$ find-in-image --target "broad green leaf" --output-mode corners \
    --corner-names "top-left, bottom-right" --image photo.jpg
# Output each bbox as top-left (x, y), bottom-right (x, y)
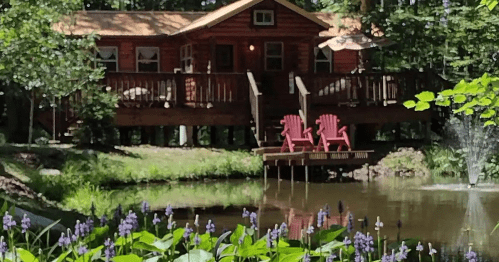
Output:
top-left (174, 249), bottom-right (213, 262)
top-left (484, 121), bottom-right (497, 127)
top-left (440, 89), bottom-right (455, 96)
top-left (435, 99), bottom-right (451, 106)
top-left (17, 248), bottom-right (38, 262)
top-left (481, 109), bottom-right (496, 118)
top-left (453, 80), bottom-right (467, 93)
top-left (465, 108), bottom-right (474, 115)
top-left (144, 256), bottom-right (161, 262)
top-left (415, 91), bottom-right (435, 102)
top-left (139, 231), bottom-right (156, 244)
top-left (479, 98), bottom-right (492, 106)
top-left (113, 255), bottom-right (143, 262)
top-left (51, 251), bottom-right (71, 262)
top-left (133, 242), bottom-right (164, 253)
top-left (279, 252), bottom-right (307, 262)
top-left (173, 228), bottom-right (186, 247)
top-left (454, 95), bottom-right (467, 103)
top-left (153, 238), bottom-right (173, 251)
top-left (230, 224), bottom-right (246, 246)
top-left (213, 231), bottom-right (232, 259)
top-left (315, 240), bottom-right (344, 253)
top-left (314, 228), bottom-right (346, 243)
top-left (403, 100), bottom-right (416, 109)
top-left (415, 101), bottom-right (430, 111)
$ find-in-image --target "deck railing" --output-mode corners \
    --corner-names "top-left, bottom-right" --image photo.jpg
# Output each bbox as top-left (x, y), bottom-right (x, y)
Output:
top-left (295, 75), bottom-right (311, 128)
top-left (304, 71), bottom-right (431, 106)
top-left (247, 71), bottom-right (264, 142)
top-left (104, 72), bottom-right (248, 108)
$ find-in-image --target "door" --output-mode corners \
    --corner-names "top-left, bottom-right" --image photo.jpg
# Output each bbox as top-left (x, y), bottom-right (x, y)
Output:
top-left (215, 45), bottom-right (234, 72)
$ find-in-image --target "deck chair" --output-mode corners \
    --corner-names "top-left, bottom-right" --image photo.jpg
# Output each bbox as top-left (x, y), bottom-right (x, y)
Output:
top-left (280, 115), bottom-right (315, 153)
top-left (315, 114), bottom-right (351, 152)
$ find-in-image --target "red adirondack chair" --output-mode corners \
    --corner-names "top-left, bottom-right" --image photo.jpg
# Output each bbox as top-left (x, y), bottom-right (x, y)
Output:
top-left (280, 115), bottom-right (315, 153)
top-left (316, 114), bottom-right (351, 152)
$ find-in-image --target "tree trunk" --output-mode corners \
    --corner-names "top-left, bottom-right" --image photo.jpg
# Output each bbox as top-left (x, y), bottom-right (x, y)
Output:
top-left (28, 89), bottom-right (35, 150)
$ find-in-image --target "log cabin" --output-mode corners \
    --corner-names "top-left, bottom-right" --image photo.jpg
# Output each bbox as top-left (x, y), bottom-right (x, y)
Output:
top-left (48, 0), bottom-right (448, 147)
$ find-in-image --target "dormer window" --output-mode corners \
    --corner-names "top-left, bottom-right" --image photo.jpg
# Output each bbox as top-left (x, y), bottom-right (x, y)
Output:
top-left (254, 10), bottom-right (274, 25)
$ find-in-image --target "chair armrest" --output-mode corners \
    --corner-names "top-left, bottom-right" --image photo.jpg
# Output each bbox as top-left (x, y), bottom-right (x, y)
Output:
top-left (317, 126), bottom-right (325, 136)
top-left (303, 127), bottom-right (313, 136)
top-left (338, 126), bottom-right (348, 134)
top-left (280, 119), bottom-right (286, 125)
top-left (316, 119), bottom-right (321, 125)
top-left (281, 127), bottom-right (289, 137)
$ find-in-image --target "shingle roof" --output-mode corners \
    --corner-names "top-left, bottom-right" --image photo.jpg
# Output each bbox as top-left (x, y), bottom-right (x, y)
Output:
top-left (53, 11), bottom-right (207, 36)
top-left (315, 12), bottom-right (383, 37)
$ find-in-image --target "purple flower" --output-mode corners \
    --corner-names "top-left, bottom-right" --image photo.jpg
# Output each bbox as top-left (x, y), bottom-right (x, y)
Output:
top-left (165, 205), bottom-right (173, 216)
top-left (152, 213), bottom-right (161, 226)
top-left (206, 219), bottom-right (215, 233)
top-left (78, 245), bottom-right (88, 255)
top-left (382, 250), bottom-right (396, 262)
top-left (183, 223), bottom-right (193, 241)
top-left (58, 233), bottom-right (71, 247)
top-left (167, 215), bottom-right (175, 230)
top-left (118, 219), bottom-right (132, 237)
top-left (104, 238), bottom-right (115, 261)
top-left (303, 253), bottom-right (311, 262)
top-left (242, 208), bottom-right (250, 218)
top-left (306, 225), bottom-right (314, 234)
top-left (21, 214), bottom-right (31, 233)
top-left (86, 217), bottom-right (94, 233)
top-left (3, 211), bottom-right (16, 231)
top-left (75, 220), bottom-right (90, 238)
top-left (347, 213), bottom-right (354, 233)
top-left (317, 209), bottom-right (326, 228)
top-left (266, 229), bottom-right (273, 248)
top-left (375, 216), bottom-right (383, 231)
top-left (344, 236), bottom-right (352, 246)
top-left (396, 241), bottom-right (409, 261)
top-left (0, 237), bottom-right (6, 257)
top-left (100, 215), bottom-right (108, 227)
top-left (125, 210), bottom-right (139, 230)
top-left (354, 231), bottom-right (368, 261)
top-left (416, 242), bottom-right (423, 252)
top-left (194, 233), bottom-right (201, 245)
top-left (466, 248), bottom-right (477, 262)
top-left (338, 201), bottom-right (344, 214)
top-left (249, 212), bottom-right (257, 229)
top-left (271, 225), bottom-right (279, 241)
top-left (279, 222), bottom-right (287, 237)
top-left (429, 248), bottom-right (437, 256)
top-left (365, 233), bottom-right (374, 253)
top-left (323, 204), bottom-right (331, 217)
top-left (327, 253), bottom-right (337, 262)
top-left (141, 201), bottom-right (150, 214)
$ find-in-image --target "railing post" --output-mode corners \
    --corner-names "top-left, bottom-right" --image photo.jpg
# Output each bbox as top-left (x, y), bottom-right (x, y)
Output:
top-left (295, 75), bottom-right (311, 129)
top-left (175, 71), bottom-right (185, 106)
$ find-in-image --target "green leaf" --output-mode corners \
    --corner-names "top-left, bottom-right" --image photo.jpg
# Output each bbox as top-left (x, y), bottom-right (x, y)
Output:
top-left (465, 108), bottom-right (474, 115)
top-left (144, 256), bottom-right (161, 262)
top-left (133, 242), bottom-right (164, 253)
top-left (479, 98), bottom-right (492, 106)
top-left (484, 120), bottom-right (497, 127)
top-left (440, 89), bottom-right (454, 96)
top-left (138, 231), bottom-right (156, 244)
top-left (279, 252), bottom-right (307, 262)
top-left (415, 101), bottom-right (430, 111)
top-left (403, 100), bottom-right (416, 109)
top-left (173, 228), bottom-right (186, 247)
top-left (230, 224), bottom-right (246, 246)
top-left (415, 91), bottom-right (435, 102)
top-left (453, 95), bottom-right (467, 103)
top-left (481, 109), bottom-right (496, 118)
top-left (152, 238), bottom-right (173, 252)
top-left (314, 228), bottom-right (346, 243)
top-left (51, 251), bottom-right (71, 262)
top-left (33, 219), bottom-right (61, 246)
top-left (112, 254), bottom-right (143, 262)
top-left (435, 99), bottom-right (451, 106)
top-left (174, 249), bottom-right (213, 262)
top-left (213, 230), bottom-right (232, 259)
top-left (17, 248), bottom-right (38, 262)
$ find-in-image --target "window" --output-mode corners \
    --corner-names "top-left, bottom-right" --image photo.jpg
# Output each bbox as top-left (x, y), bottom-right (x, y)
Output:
top-left (254, 10), bottom-right (274, 25)
top-left (95, 46), bottom-right (118, 72)
top-left (314, 47), bottom-right (332, 73)
top-left (136, 47), bottom-right (159, 72)
top-left (180, 44), bottom-right (193, 73)
top-left (265, 42), bottom-right (283, 71)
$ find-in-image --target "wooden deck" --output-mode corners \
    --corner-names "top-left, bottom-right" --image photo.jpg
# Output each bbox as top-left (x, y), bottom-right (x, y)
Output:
top-left (255, 147), bottom-right (373, 166)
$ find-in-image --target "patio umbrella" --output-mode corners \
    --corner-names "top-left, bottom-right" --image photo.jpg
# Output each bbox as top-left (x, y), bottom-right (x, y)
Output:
top-left (318, 33), bottom-right (394, 51)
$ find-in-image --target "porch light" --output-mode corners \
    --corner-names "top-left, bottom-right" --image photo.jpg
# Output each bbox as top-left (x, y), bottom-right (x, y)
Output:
top-left (249, 45), bottom-right (255, 51)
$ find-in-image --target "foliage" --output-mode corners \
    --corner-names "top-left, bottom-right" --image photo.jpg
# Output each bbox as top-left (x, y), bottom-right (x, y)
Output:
top-left (74, 88), bottom-right (118, 147)
top-left (423, 144), bottom-right (467, 178)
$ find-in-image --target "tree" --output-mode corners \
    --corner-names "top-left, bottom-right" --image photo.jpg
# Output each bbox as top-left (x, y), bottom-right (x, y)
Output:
top-left (0, 0), bottom-right (104, 149)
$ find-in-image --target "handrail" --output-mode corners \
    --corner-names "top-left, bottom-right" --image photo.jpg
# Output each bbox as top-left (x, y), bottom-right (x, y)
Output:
top-left (247, 71), bottom-right (264, 143)
top-left (295, 75), bottom-right (311, 129)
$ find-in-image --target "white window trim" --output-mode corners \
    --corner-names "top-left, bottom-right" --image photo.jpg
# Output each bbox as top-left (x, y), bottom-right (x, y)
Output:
top-left (136, 46), bottom-right (160, 73)
top-left (265, 42), bottom-right (283, 71)
top-left (314, 47), bottom-right (333, 73)
top-left (95, 46), bottom-right (119, 72)
top-left (180, 44), bottom-right (193, 73)
top-left (254, 10), bottom-right (275, 26)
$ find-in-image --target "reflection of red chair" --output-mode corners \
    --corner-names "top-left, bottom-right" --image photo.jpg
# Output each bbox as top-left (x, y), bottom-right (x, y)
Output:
top-left (316, 114), bottom-right (351, 152)
top-left (286, 208), bottom-right (351, 240)
top-left (280, 115), bottom-right (315, 153)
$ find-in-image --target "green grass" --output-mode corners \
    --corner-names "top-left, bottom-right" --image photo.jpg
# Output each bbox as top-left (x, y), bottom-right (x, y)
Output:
top-left (0, 144), bottom-right (263, 202)
top-left (62, 180), bottom-right (264, 217)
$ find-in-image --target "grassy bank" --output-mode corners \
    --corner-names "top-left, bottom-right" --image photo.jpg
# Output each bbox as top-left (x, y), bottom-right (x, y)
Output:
top-left (0, 145), bottom-right (263, 202)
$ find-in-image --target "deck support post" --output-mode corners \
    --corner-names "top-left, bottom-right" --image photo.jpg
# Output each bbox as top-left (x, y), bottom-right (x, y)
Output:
top-left (210, 126), bottom-right (217, 146)
top-left (264, 165), bottom-right (268, 191)
top-left (305, 166), bottom-right (309, 183)
top-left (277, 165), bottom-right (281, 181)
top-left (291, 166), bottom-right (294, 196)
top-left (179, 125), bottom-right (193, 146)
top-left (228, 126), bottom-right (234, 145)
top-left (192, 125), bottom-right (199, 146)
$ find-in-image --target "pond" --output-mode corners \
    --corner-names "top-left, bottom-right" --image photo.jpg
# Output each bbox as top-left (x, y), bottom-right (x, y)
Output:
top-left (65, 177), bottom-right (499, 260)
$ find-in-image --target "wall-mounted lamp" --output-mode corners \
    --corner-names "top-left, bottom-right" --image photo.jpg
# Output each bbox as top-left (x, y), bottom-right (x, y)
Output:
top-left (249, 44), bottom-right (255, 51)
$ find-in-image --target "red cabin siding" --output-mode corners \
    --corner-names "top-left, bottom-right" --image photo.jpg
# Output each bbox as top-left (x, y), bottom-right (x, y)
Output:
top-left (334, 50), bottom-right (358, 73)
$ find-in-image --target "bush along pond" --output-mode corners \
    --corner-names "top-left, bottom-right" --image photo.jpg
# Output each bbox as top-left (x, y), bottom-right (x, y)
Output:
top-left (0, 201), bottom-right (483, 262)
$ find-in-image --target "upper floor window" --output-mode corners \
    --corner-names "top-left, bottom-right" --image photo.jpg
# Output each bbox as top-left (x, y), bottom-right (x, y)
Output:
top-left (254, 10), bottom-right (274, 26)
top-left (96, 46), bottom-right (118, 72)
top-left (181, 44), bottom-right (193, 73)
top-left (314, 47), bottom-right (333, 73)
top-left (265, 42), bottom-right (283, 71)
top-left (136, 47), bottom-right (159, 72)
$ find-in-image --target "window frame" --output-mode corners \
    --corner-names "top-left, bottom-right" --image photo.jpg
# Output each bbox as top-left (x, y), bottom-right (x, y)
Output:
top-left (264, 42), bottom-right (284, 71)
top-left (314, 47), bottom-right (333, 73)
top-left (95, 46), bottom-right (119, 72)
top-left (136, 46), bottom-right (160, 73)
top-left (180, 44), bottom-right (193, 73)
top-left (253, 10), bottom-right (275, 26)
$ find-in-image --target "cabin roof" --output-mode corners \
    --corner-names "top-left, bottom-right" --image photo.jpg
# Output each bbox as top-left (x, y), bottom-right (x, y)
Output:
top-left (314, 13), bottom-right (383, 37)
top-left (53, 11), bottom-right (207, 36)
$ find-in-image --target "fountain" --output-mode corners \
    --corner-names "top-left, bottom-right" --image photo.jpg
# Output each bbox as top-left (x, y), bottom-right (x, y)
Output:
top-left (446, 115), bottom-right (499, 186)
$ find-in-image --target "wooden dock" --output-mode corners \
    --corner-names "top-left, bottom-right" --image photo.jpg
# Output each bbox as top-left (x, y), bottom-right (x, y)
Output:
top-left (254, 147), bottom-right (374, 184)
